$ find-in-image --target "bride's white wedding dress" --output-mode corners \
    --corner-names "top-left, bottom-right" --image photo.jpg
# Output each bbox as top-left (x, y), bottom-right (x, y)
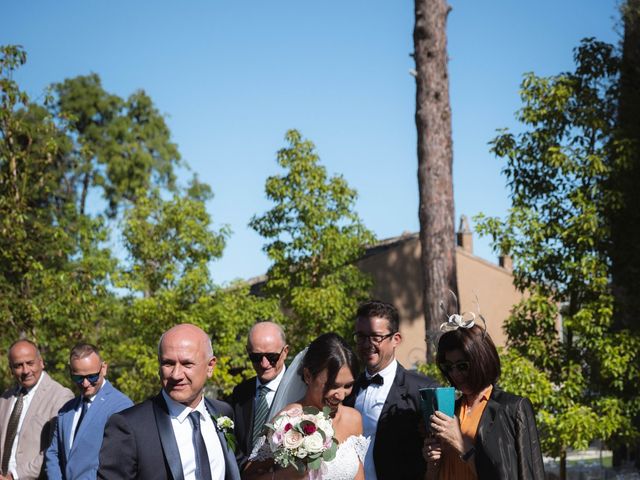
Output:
top-left (249, 434), bottom-right (369, 480)
top-left (250, 348), bottom-right (370, 479)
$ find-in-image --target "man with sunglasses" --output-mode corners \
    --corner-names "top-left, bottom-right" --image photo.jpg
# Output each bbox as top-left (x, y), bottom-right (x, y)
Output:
top-left (45, 343), bottom-right (132, 479)
top-left (0, 339), bottom-right (73, 480)
top-left (230, 321), bottom-right (288, 466)
top-left (346, 300), bottom-right (438, 480)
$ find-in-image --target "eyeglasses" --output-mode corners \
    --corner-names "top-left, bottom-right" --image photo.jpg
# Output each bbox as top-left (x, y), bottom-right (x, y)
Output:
top-left (353, 332), bottom-right (396, 345)
top-left (248, 346), bottom-right (286, 365)
top-left (70, 371), bottom-right (101, 385)
top-left (440, 361), bottom-right (471, 374)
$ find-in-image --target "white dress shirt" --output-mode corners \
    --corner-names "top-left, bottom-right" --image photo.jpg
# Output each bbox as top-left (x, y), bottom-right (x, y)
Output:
top-left (354, 359), bottom-right (398, 480)
top-left (7, 372), bottom-right (44, 480)
top-left (69, 380), bottom-right (105, 447)
top-left (161, 390), bottom-right (226, 480)
top-left (255, 366), bottom-right (286, 408)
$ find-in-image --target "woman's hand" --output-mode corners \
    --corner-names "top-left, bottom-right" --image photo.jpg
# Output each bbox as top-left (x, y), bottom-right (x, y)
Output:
top-left (422, 436), bottom-right (442, 480)
top-left (422, 436), bottom-right (442, 464)
top-left (429, 411), bottom-right (465, 455)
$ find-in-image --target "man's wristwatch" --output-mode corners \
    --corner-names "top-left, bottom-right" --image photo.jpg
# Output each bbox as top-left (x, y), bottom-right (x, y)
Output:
top-left (460, 447), bottom-right (475, 462)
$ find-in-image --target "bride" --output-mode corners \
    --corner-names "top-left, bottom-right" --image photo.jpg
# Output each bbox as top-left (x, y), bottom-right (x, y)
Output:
top-left (242, 333), bottom-right (368, 480)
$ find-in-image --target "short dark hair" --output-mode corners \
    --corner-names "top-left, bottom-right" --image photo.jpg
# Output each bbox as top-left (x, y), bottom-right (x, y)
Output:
top-left (299, 333), bottom-right (359, 393)
top-left (69, 343), bottom-right (101, 362)
top-left (436, 325), bottom-right (500, 394)
top-left (356, 300), bottom-right (400, 333)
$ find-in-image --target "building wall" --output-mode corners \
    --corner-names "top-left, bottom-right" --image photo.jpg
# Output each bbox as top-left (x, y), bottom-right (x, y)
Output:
top-left (358, 234), bottom-right (524, 367)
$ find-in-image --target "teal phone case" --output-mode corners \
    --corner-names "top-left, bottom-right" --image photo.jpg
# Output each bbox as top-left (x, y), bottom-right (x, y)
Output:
top-left (419, 387), bottom-right (456, 430)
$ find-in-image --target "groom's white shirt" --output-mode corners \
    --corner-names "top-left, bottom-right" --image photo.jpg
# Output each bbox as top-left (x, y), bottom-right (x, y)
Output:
top-left (162, 390), bottom-right (225, 480)
top-left (354, 359), bottom-right (398, 480)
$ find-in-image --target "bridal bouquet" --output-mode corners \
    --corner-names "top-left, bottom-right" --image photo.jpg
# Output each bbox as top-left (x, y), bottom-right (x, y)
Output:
top-left (265, 405), bottom-right (338, 475)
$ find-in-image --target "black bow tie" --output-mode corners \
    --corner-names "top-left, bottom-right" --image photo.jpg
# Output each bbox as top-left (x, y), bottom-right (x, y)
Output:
top-left (362, 374), bottom-right (384, 388)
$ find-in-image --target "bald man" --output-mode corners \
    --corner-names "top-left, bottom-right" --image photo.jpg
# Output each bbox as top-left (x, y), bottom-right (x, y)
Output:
top-left (230, 321), bottom-right (288, 465)
top-left (98, 324), bottom-right (240, 480)
top-left (0, 340), bottom-right (73, 480)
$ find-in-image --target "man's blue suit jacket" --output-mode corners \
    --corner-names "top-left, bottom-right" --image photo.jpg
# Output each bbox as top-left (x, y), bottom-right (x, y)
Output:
top-left (45, 380), bottom-right (133, 480)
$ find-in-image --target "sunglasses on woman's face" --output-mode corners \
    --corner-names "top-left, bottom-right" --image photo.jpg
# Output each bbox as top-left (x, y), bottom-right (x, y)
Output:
top-left (440, 360), bottom-right (471, 374)
top-left (247, 346), bottom-right (286, 365)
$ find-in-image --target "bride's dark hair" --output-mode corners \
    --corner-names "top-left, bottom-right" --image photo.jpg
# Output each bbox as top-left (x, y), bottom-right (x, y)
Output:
top-left (299, 333), bottom-right (359, 393)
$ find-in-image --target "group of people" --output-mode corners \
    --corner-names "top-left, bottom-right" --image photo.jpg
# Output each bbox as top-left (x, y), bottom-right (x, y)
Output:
top-left (0, 300), bottom-right (545, 480)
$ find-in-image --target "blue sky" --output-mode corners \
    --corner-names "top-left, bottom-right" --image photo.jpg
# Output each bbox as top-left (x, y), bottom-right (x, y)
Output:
top-left (2, 0), bottom-right (621, 284)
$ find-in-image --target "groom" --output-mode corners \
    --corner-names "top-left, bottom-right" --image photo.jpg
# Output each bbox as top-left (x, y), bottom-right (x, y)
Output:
top-left (98, 324), bottom-right (240, 480)
top-left (347, 300), bottom-right (438, 480)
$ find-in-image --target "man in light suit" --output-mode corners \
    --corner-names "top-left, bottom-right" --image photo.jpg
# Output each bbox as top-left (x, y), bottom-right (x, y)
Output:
top-left (0, 340), bottom-right (73, 480)
top-left (45, 343), bottom-right (132, 479)
top-left (98, 324), bottom-right (241, 480)
top-left (346, 300), bottom-right (438, 480)
top-left (230, 321), bottom-right (288, 466)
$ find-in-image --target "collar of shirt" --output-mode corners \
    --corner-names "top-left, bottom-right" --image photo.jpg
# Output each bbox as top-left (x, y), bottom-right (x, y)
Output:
top-left (365, 358), bottom-right (397, 384)
top-left (162, 390), bottom-right (209, 424)
top-left (479, 384), bottom-right (493, 402)
top-left (16, 368), bottom-right (44, 401)
top-left (255, 365), bottom-right (286, 394)
top-left (81, 379), bottom-right (107, 407)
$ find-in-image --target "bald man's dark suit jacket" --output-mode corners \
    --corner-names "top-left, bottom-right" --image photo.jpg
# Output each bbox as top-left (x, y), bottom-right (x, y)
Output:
top-left (229, 377), bottom-right (257, 467)
top-left (97, 393), bottom-right (240, 480)
top-left (346, 363), bottom-right (438, 480)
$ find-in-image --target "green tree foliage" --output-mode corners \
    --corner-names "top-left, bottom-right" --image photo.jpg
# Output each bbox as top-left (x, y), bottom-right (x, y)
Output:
top-left (250, 130), bottom-right (375, 350)
top-left (0, 46), bottom-right (117, 387)
top-left (110, 188), bottom-right (233, 400)
top-left (1, 46), bottom-right (271, 400)
top-left (51, 74), bottom-right (180, 216)
top-left (476, 39), bottom-right (640, 474)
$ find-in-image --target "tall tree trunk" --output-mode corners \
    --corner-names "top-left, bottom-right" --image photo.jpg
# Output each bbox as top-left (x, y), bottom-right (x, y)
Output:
top-left (414, 0), bottom-right (458, 362)
top-left (611, 0), bottom-right (640, 469)
top-left (612, 0), bottom-right (640, 331)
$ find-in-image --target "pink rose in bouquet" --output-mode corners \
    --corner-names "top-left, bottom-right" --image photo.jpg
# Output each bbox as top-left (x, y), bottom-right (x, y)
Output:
top-left (265, 405), bottom-right (338, 476)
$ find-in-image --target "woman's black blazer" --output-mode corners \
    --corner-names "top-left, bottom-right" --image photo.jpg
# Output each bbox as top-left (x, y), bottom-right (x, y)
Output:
top-left (470, 387), bottom-right (546, 479)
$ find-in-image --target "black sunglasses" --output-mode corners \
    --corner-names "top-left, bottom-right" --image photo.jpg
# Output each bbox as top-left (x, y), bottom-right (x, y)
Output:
top-left (440, 360), bottom-right (471, 374)
top-left (70, 371), bottom-right (101, 385)
top-left (248, 346), bottom-right (286, 365)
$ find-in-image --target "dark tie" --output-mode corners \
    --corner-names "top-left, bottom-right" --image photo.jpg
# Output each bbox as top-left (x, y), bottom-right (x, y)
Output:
top-left (188, 411), bottom-right (212, 480)
top-left (73, 398), bottom-right (89, 440)
top-left (362, 374), bottom-right (384, 389)
top-left (252, 384), bottom-right (269, 448)
top-left (1, 387), bottom-right (26, 475)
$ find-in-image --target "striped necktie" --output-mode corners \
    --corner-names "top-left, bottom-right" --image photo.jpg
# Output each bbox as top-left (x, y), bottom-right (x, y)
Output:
top-left (251, 384), bottom-right (269, 448)
top-left (2, 387), bottom-right (26, 475)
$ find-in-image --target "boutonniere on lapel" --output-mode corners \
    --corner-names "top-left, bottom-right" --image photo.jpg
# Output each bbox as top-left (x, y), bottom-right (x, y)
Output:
top-left (211, 414), bottom-right (236, 452)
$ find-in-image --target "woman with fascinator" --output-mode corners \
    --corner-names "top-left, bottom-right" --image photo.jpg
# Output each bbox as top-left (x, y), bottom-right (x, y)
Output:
top-left (243, 333), bottom-right (368, 480)
top-left (423, 309), bottom-right (545, 480)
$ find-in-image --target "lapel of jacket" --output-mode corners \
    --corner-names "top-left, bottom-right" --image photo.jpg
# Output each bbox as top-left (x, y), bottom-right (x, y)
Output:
top-left (63, 397), bottom-right (82, 459)
top-left (476, 387), bottom-right (502, 442)
top-left (242, 381), bottom-right (256, 453)
top-left (21, 371), bottom-right (51, 428)
top-left (153, 394), bottom-right (185, 480)
top-left (204, 398), bottom-right (240, 480)
top-left (378, 363), bottom-right (407, 422)
top-left (0, 386), bottom-right (21, 456)
top-left (68, 381), bottom-right (113, 458)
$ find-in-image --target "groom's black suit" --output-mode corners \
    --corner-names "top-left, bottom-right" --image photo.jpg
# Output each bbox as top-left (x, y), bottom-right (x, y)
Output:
top-left (347, 363), bottom-right (438, 480)
top-left (98, 393), bottom-right (241, 480)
